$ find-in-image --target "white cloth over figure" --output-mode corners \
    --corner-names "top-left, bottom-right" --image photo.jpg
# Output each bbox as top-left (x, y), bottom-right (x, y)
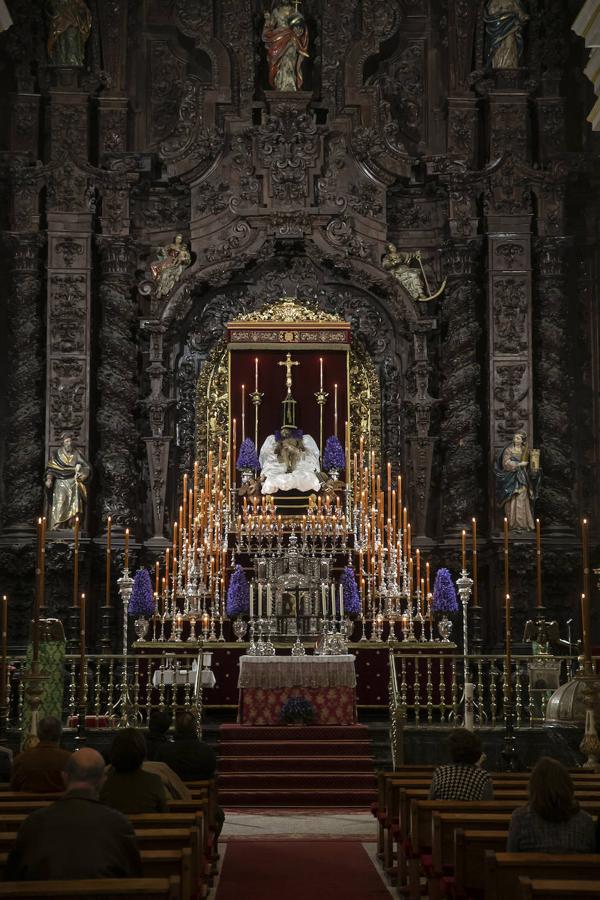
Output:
top-left (259, 433), bottom-right (321, 494)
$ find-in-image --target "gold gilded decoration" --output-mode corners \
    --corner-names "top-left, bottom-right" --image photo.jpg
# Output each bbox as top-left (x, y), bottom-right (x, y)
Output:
top-left (233, 297), bottom-right (344, 325)
top-left (350, 342), bottom-right (381, 468)
top-left (195, 340), bottom-right (228, 473)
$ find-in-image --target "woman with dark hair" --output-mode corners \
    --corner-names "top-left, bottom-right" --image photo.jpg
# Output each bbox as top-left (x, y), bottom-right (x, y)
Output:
top-left (507, 757), bottom-right (594, 852)
top-left (100, 728), bottom-right (167, 815)
top-left (429, 729), bottom-right (493, 800)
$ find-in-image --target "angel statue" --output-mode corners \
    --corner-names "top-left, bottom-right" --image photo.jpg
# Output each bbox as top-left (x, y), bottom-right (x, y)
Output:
top-left (382, 244), bottom-right (446, 302)
top-left (46, 0), bottom-right (92, 66)
top-left (484, 0), bottom-right (529, 69)
top-left (150, 235), bottom-right (191, 299)
top-left (259, 427), bottom-right (321, 495)
top-left (262, 2), bottom-right (309, 92)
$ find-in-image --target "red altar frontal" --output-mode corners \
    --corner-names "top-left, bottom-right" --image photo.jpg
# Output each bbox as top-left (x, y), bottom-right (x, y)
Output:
top-left (237, 654), bottom-right (357, 725)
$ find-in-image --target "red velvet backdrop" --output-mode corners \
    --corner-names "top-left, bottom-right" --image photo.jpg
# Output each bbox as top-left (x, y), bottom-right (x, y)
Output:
top-left (230, 349), bottom-right (348, 460)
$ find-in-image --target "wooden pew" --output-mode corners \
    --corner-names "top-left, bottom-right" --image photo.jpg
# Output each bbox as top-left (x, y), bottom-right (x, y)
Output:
top-left (428, 813), bottom-right (513, 899)
top-left (0, 850), bottom-right (192, 900)
top-left (0, 877), bottom-right (179, 898)
top-left (452, 828), bottom-right (508, 899)
top-left (519, 878), bottom-right (600, 899)
top-left (129, 815), bottom-right (203, 898)
top-left (485, 853), bottom-right (600, 900)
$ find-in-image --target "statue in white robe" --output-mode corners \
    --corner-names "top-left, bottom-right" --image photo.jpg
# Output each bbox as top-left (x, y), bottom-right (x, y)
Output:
top-left (259, 428), bottom-right (321, 495)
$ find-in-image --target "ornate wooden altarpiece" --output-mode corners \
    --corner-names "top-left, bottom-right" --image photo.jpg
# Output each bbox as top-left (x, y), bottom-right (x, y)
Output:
top-left (195, 298), bottom-right (381, 480)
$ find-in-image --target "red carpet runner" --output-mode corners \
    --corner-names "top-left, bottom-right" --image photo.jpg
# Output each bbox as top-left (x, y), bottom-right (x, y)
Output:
top-left (215, 840), bottom-right (389, 899)
top-left (218, 724), bottom-right (376, 807)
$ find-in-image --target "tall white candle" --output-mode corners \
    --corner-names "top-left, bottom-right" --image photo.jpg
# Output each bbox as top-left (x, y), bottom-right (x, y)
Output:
top-left (334, 384), bottom-right (338, 437)
top-left (339, 584), bottom-right (344, 619)
top-left (319, 357), bottom-right (323, 391)
top-left (321, 585), bottom-right (327, 617)
top-left (258, 583), bottom-right (263, 618)
top-left (330, 583), bottom-right (335, 616)
top-left (267, 584), bottom-right (272, 618)
top-left (250, 584), bottom-right (254, 619)
top-left (255, 358), bottom-right (259, 392)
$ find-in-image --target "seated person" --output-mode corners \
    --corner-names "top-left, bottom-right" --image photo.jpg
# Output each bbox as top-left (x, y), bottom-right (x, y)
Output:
top-left (508, 756), bottom-right (595, 853)
top-left (100, 728), bottom-right (167, 815)
top-left (260, 427), bottom-right (321, 494)
top-left (429, 729), bottom-right (493, 800)
top-left (11, 716), bottom-right (71, 793)
top-left (155, 710), bottom-right (217, 781)
top-left (0, 744), bottom-right (12, 783)
top-left (6, 748), bottom-right (142, 880)
top-left (145, 707), bottom-right (173, 761)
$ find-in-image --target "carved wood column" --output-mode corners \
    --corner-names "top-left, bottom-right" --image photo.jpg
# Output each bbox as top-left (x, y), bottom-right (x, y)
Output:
top-left (96, 238), bottom-right (138, 527)
top-left (407, 321), bottom-right (438, 541)
top-left (440, 238), bottom-right (484, 532)
top-left (141, 320), bottom-right (172, 543)
top-left (2, 233), bottom-right (46, 534)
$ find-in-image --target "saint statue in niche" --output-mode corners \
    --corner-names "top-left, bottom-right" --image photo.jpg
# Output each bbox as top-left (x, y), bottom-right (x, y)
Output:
top-left (259, 427), bottom-right (321, 495)
top-left (150, 235), bottom-right (191, 299)
top-left (46, 0), bottom-right (92, 66)
top-left (262, 2), bottom-right (309, 92)
top-left (484, 0), bottom-right (529, 69)
top-left (495, 431), bottom-right (541, 531)
top-left (45, 433), bottom-right (91, 530)
top-left (382, 244), bottom-right (446, 302)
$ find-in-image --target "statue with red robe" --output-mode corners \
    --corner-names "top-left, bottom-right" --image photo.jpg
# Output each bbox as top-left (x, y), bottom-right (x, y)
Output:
top-left (262, 3), bottom-right (309, 92)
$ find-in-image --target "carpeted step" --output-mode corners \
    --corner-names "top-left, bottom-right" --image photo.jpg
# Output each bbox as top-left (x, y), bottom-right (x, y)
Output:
top-left (219, 724), bottom-right (370, 742)
top-left (218, 772), bottom-right (376, 791)
top-left (220, 787), bottom-right (376, 807)
top-left (219, 740), bottom-right (373, 757)
top-left (218, 755), bottom-right (375, 773)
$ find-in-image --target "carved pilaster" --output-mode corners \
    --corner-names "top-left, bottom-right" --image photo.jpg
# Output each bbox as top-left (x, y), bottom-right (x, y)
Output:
top-left (95, 238), bottom-right (138, 527)
top-left (2, 233), bottom-right (46, 533)
top-left (533, 236), bottom-right (573, 530)
top-left (440, 239), bottom-right (484, 531)
top-left (406, 323), bottom-right (438, 539)
top-left (141, 321), bottom-right (173, 541)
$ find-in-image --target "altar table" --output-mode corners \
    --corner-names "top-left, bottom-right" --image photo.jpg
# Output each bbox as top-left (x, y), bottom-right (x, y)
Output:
top-left (237, 655), bottom-right (357, 725)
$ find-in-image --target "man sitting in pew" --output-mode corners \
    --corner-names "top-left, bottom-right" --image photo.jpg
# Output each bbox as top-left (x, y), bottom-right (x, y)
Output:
top-left (508, 757), bottom-right (595, 853)
top-left (101, 729), bottom-right (168, 815)
top-left (5, 748), bottom-right (142, 881)
top-left (11, 717), bottom-right (71, 793)
top-left (429, 729), bottom-right (493, 801)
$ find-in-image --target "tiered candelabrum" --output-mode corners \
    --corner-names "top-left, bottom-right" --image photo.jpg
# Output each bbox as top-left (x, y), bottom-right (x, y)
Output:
top-left (122, 441), bottom-right (471, 649)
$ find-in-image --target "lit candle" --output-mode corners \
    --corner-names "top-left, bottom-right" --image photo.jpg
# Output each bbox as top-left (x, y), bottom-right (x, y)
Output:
top-left (472, 517), bottom-right (478, 607)
top-left (241, 384), bottom-right (246, 442)
top-left (426, 561), bottom-right (430, 598)
top-left (155, 560), bottom-right (160, 595)
top-left (182, 473), bottom-right (188, 530)
top-left (255, 357), bottom-right (259, 392)
top-left (461, 529), bottom-right (466, 572)
top-left (72, 515), bottom-right (79, 608)
top-left (339, 584), bottom-right (344, 619)
top-left (319, 357), bottom-right (323, 391)
top-left (124, 527), bottom-right (129, 572)
top-left (503, 516), bottom-right (509, 598)
top-left (165, 548), bottom-right (170, 594)
top-left (250, 584), bottom-right (254, 619)
top-left (232, 418), bottom-right (237, 486)
top-left (334, 384), bottom-right (338, 437)
top-left (105, 516), bottom-right (112, 608)
top-left (345, 421), bottom-right (350, 483)
top-left (79, 592), bottom-right (86, 707)
top-left (535, 518), bottom-right (542, 609)
top-left (193, 460), bottom-right (199, 515)
top-left (416, 548), bottom-right (421, 591)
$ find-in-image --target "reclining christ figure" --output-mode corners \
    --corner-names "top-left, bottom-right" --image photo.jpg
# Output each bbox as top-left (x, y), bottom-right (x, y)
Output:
top-left (259, 427), bottom-right (321, 495)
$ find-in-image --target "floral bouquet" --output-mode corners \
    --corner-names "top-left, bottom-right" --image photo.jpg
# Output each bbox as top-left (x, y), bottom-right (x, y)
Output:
top-left (340, 566), bottom-right (361, 616)
top-left (236, 438), bottom-right (260, 471)
top-left (128, 569), bottom-right (155, 618)
top-left (323, 435), bottom-right (345, 474)
top-left (280, 696), bottom-right (315, 725)
top-left (432, 568), bottom-right (458, 614)
top-left (226, 564), bottom-right (250, 617)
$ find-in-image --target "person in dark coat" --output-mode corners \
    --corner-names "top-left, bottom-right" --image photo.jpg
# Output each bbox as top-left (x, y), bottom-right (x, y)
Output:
top-left (100, 728), bottom-right (167, 815)
top-left (155, 710), bottom-right (217, 781)
top-left (11, 716), bottom-right (71, 793)
top-left (145, 707), bottom-right (172, 761)
top-left (5, 748), bottom-right (142, 881)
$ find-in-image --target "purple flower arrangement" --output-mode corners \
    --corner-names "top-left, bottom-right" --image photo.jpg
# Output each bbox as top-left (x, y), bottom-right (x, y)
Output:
top-left (128, 568), bottom-right (155, 617)
top-left (280, 696), bottom-right (315, 725)
top-left (236, 438), bottom-right (260, 471)
top-left (323, 435), bottom-right (345, 472)
top-left (226, 564), bottom-right (250, 617)
top-left (340, 566), bottom-right (361, 616)
top-left (432, 568), bottom-right (458, 613)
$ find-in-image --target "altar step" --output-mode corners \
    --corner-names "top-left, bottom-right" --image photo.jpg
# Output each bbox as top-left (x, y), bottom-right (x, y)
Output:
top-left (217, 724), bottom-right (376, 808)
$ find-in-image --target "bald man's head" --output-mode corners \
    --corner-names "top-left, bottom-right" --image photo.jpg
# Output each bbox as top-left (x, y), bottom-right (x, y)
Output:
top-left (63, 748), bottom-right (106, 794)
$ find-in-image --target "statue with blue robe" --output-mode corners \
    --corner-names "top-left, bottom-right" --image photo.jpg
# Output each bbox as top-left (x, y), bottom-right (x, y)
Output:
top-left (484, 0), bottom-right (529, 69)
top-left (495, 431), bottom-right (541, 531)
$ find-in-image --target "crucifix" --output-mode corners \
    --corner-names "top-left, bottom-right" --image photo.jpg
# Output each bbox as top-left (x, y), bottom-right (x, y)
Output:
top-left (278, 353), bottom-right (300, 399)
